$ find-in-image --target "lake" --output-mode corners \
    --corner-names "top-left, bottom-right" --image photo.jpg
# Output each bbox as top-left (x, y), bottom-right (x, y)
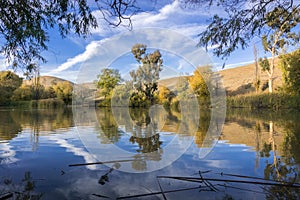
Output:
top-left (0, 107), bottom-right (299, 199)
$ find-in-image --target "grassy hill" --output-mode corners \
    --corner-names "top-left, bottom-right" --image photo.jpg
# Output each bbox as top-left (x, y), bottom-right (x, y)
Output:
top-left (158, 60), bottom-right (283, 96)
top-left (219, 61), bottom-right (282, 95)
top-left (23, 76), bottom-right (74, 87)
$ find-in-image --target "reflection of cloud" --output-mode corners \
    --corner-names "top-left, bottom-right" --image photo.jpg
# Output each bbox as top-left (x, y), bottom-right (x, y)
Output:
top-left (0, 143), bottom-right (18, 164)
top-left (49, 134), bottom-right (98, 170)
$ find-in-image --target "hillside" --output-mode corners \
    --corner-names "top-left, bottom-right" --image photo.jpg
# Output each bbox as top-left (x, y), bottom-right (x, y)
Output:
top-left (23, 76), bottom-right (74, 87)
top-left (219, 61), bottom-right (282, 95)
top-left (158, 60), bottom-right (283, 96)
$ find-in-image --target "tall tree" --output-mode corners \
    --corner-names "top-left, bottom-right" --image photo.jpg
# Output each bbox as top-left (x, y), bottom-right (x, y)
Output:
top-left (253, 44), bottom-right (260, 93)
top-left (130, 44), bottom-right (163, 105)
top-left (97, 68), bottom-right (122, 99)
top-left (259, 7), bottom-right (300, 93)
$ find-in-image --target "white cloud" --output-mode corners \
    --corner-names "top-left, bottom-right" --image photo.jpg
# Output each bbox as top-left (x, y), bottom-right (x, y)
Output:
top-left (45, 1), bottom-right (215, 80)
top-left (91, 0), bottom-right (210, 38)
top-left (50, 41), bottom-right (103, 75)
top-left (224, 60), bottom-right (254, 69)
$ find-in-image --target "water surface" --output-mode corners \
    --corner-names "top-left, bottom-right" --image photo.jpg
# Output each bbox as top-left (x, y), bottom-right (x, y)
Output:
top-left (0, 107), bottom-right (299, 199)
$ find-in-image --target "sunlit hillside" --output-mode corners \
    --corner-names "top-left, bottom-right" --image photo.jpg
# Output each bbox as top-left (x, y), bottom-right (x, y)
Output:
top-left (23, 76), bottom-right (74, 87)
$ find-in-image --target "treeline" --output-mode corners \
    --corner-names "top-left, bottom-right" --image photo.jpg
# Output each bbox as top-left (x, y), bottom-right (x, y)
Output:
top-left (95, 44), bottom-right (211, 109)
top-left (0, 71), bottom-right (73, 107)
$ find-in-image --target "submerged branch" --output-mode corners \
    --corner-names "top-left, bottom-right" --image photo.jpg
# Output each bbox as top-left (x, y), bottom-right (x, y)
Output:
top-left (157, 176), bottom-right (300, 188)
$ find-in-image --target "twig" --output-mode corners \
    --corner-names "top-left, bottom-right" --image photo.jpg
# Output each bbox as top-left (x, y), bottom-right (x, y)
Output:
top-left (199, 171), bottom-right (218, 192)
top-left (217, 183), bottom-right (265, 194)
top-left (157, 176), bottom-right (300, 188)
top-left (69, 159), bottom-right (136, 167)
top-left (92, 193), bottom-right (110, 199)
top-left (117, 186), bottom-right (201, 199)
top-left (217, 172), bottom-right (300, 186)
top-left (0, 192), bottom-right (13, 200)
top-left (157, 178), bottom-right (167, 200)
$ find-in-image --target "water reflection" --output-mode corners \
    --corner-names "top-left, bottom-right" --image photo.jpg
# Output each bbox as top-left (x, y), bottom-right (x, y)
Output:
top-left (225, 109), bottom-right (300, 199)
top-left (0, 107), bottom-right (300, 199)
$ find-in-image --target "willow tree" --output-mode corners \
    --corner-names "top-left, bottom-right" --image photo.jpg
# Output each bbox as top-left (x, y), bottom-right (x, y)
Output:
top-left (0, 0), bottom-right (139, 72)
top-left (196, 0), bottom-right (300, 59)
top-left (130, 44), bottom-right (163, 105)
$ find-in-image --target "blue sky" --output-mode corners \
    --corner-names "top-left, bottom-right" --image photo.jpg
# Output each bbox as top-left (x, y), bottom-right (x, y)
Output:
top-left (1, 0), bottom-right (266, 83)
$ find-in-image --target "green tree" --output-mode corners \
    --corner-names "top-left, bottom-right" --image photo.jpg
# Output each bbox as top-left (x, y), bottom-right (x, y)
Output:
top-left (130, 44), bottom-right (163, 105)
top-left (0, 71), bottom-right (22, 104)
top-left (53, 81), bottom-right (73, 104)
top-left (279, 49), bottom-right (300, 95)
top-left (258, 7), bottom-right (300, 93)
top-left (11, 85), bottom-right (33, 101)
top-left (97, 68), bottom-right (122, 99)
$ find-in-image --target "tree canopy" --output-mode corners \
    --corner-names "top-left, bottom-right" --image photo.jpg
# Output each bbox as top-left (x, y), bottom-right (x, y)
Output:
top-left (97, 68), bottom-right (122, 99)
top-left (130, 44), bottom-right (163, 104)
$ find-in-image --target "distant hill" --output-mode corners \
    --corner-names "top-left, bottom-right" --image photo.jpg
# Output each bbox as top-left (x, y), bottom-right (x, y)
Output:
top-left (158, 59), bottom-right (283, 96)
top-left (23, 76), bottom-right (74, 87)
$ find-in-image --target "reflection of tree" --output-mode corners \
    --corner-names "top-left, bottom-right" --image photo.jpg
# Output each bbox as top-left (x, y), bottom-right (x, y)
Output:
top-left (1, 171), bottom-right (42, 199)
top-left (0, 108), bottom-right (73, 143)
top-left (10, 108), bottom-right (74, 131)
top-left (193, 109), bottom-right (210, 147)
top-left (129, 108), bottom-right (164, 170)
top-left (129, 134), bottom-right (162, 154)
top-left (0, 111), bottom-right (22, 141)
top-left (96, 108), bottom-right (121, 144)
top-left (226, 110), bottom-right (300, 199)
top-left (263, 121), bottom-right (300, 199)
top-left (129, 108), bottom-right (162, 155)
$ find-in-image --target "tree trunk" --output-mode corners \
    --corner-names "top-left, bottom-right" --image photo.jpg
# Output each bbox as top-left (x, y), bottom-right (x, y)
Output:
top-left (269, 51), bottom-right (275, 93)
top-left (268, 77), bottom-right (273, 93)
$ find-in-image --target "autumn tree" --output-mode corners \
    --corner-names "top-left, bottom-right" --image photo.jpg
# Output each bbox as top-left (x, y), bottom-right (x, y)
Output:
top-left (188, 66), bottom-right (210, 98)
top-left (130, 44), bottom-right (163, 105)
top-left (97, 68), bottom-right (122, 101)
